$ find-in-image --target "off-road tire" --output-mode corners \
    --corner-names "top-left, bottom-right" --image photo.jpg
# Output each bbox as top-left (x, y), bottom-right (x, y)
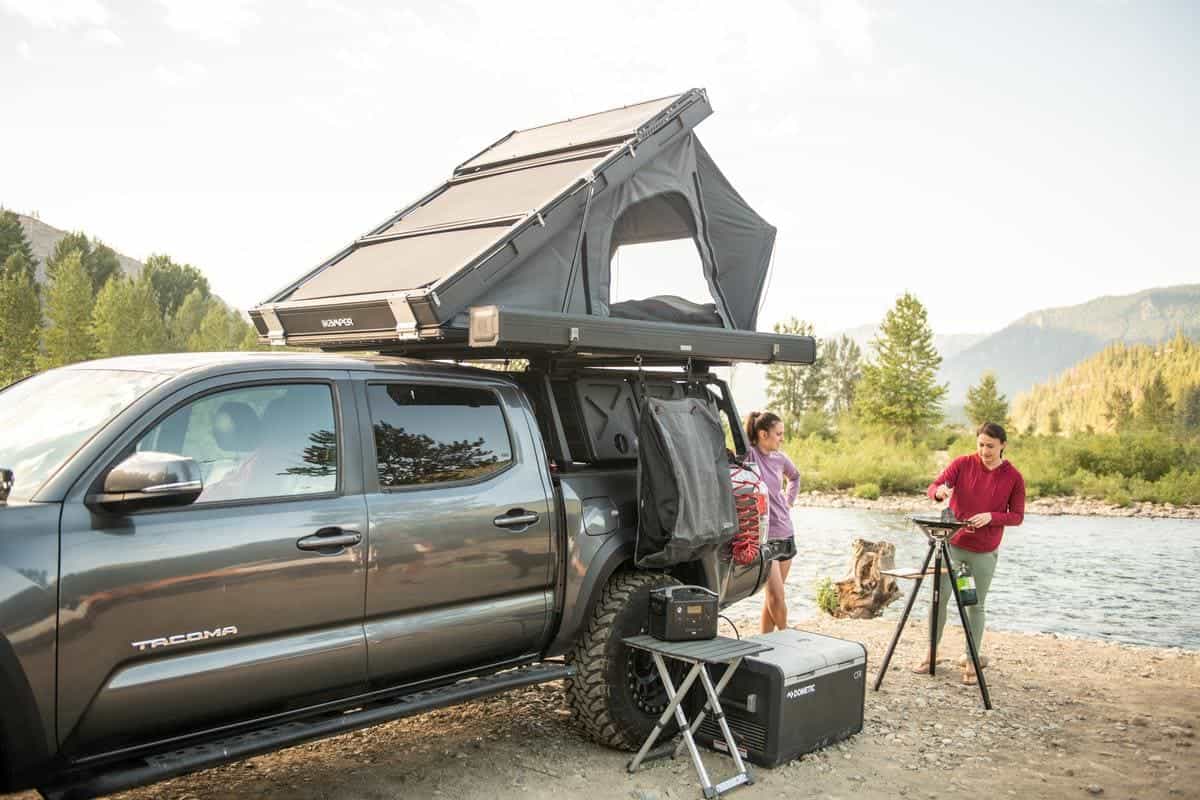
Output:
top-left (566, 570), bottom-right (683, 750)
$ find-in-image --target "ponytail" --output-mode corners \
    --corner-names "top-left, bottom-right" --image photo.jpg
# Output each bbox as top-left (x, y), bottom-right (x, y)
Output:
top-left (745, 410), bottom-right (782, 447)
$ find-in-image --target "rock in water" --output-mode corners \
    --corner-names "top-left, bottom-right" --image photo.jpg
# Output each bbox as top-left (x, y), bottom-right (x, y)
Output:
top-left (832, 538), bottom-right (902, 618)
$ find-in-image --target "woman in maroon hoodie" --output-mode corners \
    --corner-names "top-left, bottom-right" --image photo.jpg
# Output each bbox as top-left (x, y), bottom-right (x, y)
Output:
top-left (914, 422), bottom-right (1025, 684)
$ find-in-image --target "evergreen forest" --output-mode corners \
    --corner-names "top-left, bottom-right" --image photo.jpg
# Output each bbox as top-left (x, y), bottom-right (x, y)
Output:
top-left (0, 210), bottom-right (259, 387)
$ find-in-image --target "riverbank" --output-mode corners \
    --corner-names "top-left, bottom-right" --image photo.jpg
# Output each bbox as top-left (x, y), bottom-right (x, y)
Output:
top-left (17, 614), bottom-right (1191, 800)
top-left (794, 489), bottom-right (1200, 519)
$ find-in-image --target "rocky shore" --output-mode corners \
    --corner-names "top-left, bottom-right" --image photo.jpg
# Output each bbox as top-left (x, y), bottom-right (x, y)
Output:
top-left (10, 614), bottom-right (1192, 800)
top-left (794, 489), bottom-right (1200, 519)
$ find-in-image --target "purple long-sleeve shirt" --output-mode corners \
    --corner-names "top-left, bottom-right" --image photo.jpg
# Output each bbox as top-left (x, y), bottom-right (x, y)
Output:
top-left (746, 446), bottom-right (800, 540)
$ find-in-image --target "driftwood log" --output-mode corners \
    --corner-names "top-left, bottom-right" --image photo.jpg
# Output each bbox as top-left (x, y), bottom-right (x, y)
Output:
top-left (832, 538), bottom-right (902, 619)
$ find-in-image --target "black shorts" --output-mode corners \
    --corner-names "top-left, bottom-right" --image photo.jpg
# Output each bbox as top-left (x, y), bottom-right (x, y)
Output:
top-left (767, 536), bottom-right (796, 563)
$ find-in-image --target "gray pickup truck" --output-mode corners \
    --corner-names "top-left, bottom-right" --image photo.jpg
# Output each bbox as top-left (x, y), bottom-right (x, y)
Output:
top-left (0, 351), bottom-right (775, 799)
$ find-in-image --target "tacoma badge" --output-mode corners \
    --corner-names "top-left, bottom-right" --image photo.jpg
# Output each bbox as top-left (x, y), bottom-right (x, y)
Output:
top-left (131, 626), bottom-right (238, 651)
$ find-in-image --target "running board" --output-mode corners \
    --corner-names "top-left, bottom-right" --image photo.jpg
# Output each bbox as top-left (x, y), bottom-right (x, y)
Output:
top-left (42, 662), bottom-right (573, 800)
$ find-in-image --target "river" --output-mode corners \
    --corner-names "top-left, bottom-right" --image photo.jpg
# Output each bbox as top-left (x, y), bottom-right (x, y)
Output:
top-left (729, 507), bottom-right (1200, 650)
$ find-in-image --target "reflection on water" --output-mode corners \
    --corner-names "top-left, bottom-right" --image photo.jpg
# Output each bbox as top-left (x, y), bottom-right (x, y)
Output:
top-left (728, 507), bottom-right (1200, 650)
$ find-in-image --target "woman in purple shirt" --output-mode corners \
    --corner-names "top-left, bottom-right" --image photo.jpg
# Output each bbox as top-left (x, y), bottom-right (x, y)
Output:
top-left (745, 411), bottom-right (801, 634)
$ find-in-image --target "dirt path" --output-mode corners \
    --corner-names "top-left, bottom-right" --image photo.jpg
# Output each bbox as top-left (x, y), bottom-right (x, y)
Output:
top-left (11, 614), bottom-right (1195, 800)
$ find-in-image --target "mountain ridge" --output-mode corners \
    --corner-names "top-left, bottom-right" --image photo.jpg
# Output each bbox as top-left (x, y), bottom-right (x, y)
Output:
top-left (15, 212), bottom-right (143, 283)
top-left (942, 284), bottom-right (1200, 402)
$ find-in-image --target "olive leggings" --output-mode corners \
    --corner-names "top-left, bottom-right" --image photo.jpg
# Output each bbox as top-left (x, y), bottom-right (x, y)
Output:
top-left (933, 544), bottom-right (999, 656)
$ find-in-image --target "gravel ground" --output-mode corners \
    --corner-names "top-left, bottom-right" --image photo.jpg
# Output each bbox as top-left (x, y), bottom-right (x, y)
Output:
top-left (9, 612), bottom-right (1196, 800)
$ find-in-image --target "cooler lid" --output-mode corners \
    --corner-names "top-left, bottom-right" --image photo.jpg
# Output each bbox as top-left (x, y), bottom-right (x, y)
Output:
top-left (747, 630), bottom-right (867, 677)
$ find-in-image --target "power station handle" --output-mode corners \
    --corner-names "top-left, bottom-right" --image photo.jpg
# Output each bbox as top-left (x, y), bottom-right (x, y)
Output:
top-left (493, 511), bottom-right (539, 528)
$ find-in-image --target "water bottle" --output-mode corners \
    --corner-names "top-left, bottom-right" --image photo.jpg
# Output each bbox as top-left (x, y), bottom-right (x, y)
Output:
top-left (955, 561), bottom-right (978, 606)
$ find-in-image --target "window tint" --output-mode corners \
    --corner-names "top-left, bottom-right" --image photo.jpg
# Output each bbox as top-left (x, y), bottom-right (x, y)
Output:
top-left (368, 383), bottom-right (512, 488)
top-left (134, 384), bottom-right (337, 502)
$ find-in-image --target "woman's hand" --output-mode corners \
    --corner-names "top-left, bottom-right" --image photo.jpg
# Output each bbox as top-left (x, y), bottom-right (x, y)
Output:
top-left (966, 512), bottom-right (992, 528)
top-left (934, 484), bottom-right (952, 501)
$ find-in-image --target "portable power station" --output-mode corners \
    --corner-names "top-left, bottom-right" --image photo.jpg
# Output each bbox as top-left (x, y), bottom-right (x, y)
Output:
top-left (648, 585), bottom-right (719, 641)
top-left (697, 629), bottom-right (866, 767)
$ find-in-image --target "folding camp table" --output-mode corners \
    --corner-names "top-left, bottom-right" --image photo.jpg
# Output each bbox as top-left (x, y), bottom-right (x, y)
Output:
top-left (623, 635), bottom-right (772, 799)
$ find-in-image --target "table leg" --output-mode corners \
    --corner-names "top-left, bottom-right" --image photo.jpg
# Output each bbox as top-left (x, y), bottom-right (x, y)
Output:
top-left (929, 546), bottom-right (943, 676)
top-left (696, 659), bottom-right (752, 785)
top-left (627, 657), bottom-right (703, 774)
top-left (942, 540), bottom-right (993, 709)
top-left (674, 657), bottom-right (744, 758)
top-left (874, 539), bottom-right (936, 691)
top-left (653, 655), bottom-right (715, 794)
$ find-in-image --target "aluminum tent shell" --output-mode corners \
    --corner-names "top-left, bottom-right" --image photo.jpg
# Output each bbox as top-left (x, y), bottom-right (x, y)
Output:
top-left (250, 88), bottom-right (784, 361)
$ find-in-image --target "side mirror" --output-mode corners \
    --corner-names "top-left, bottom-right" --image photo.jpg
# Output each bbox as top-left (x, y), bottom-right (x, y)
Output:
top-left (90, 451), bottom-right (203, 512)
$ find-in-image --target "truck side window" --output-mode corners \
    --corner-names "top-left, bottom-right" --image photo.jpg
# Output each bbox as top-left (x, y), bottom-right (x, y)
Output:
top-left (367, 383), bottom-right (513, 488)
top-left (134, 384), bottom-right (338, 502)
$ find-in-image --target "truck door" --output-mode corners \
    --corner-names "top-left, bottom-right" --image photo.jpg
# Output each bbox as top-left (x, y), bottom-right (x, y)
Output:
top-left (357, 376), bottom-right (553, 685)
top-left (56, 373), bottom-right (368, 754)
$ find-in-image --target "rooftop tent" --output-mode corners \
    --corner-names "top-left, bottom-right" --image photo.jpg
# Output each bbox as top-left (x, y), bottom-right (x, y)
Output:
top-left (249, 89), bottom-right (789, 362)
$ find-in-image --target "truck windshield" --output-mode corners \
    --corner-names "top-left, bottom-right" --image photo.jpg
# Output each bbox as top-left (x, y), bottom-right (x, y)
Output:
top-left (0, 369), bottom-right (168, 503)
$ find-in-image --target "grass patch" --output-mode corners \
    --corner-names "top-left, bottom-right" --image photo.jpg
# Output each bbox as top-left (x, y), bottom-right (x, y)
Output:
top-left (815, 577), bottom-right (838, 616)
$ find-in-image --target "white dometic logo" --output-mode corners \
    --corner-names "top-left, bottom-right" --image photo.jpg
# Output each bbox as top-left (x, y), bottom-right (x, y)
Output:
top-left (131, 626), bottom-right (239, 651)
top-left (786, 684), bottom-right (816, 700)
top-left (320, 317), bottom-right (355, 328)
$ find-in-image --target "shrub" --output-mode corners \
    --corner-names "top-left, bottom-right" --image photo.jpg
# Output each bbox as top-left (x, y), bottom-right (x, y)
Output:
top-left (853, 482), bottom-right (881, 500)
top-left (815, 577), bottom-right (838, 616)
top-left (784, 432), bottom-right (934, 493)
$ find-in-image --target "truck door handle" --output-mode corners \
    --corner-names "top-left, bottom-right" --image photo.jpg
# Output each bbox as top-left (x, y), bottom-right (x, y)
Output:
top-left (493, 510), bottom-right (539, 528)
top-left (297, 527), bottom-right (362, 551)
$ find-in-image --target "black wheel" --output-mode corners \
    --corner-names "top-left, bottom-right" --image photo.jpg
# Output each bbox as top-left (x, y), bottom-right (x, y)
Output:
top-left (565, 570), bottom-right (683, 750)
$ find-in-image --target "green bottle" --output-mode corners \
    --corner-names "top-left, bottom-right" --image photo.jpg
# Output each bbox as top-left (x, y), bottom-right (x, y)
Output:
top-left (955, 561), bottom-right (978, 606)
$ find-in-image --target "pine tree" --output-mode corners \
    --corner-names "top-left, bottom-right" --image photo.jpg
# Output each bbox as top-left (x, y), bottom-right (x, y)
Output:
top-left (855, 292), bottom-right (946, 435)
top-left (1, 250), bottom-right (37, 287)
top-left (766, 318), bottom-right (824, 424)
top-left (170, 288), bottom-right (211, 350)
top-left (964, 371), bottom-right (1009, 428)
top-left (39, 250), bottom-right (95, 369)
top-left (47, 232), bottom-right (122, 293)
top-left (92, 275), bottom-right (169, 358)
top-left (1177, 384), bottom-right (1200, 435)
top-left (825, 334), bottom-right (862, 416)
top-left (1137, 372), bottom-right (1175, 431)
top-left (189, 302), bottom-right (256, 352)
top-left (0, 263), bottom-right (41, 385)
top-left (1103, 386), bottom-right (1134, 432)
top-left (144, 254), bottom-right (210, 319)
top-left (0, 210), bottom-right (36, 276)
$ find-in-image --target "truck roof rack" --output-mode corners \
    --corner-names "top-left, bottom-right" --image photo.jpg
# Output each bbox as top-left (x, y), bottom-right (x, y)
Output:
top-left (310, 305), bottom-right (814, 367)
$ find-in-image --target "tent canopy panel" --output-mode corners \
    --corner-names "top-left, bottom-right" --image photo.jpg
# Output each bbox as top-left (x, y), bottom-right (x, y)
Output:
top-left (381, 153), bottom-right (607, 237)
top-left (288, 224), bottom-right (511, 302)
top-left (458, 94), bottom-right (682, 172)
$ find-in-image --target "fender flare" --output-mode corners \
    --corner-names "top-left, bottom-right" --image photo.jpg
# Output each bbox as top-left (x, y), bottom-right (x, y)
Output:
top-left (544, 535), bottom-right (635, 658)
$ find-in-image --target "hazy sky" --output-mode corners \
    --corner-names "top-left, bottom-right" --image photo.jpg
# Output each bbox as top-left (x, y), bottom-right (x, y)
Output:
top-left (2, 0), bottom-right (1196, 338)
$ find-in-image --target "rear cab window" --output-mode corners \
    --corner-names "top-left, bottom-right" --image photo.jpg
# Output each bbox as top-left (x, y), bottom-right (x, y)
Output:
top-left (366, 383), bottom-right (513, 489)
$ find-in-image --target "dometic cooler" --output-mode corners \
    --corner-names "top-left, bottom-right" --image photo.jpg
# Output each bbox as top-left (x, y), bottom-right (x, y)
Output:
top-left (697, 630), bottom-right (867, 767)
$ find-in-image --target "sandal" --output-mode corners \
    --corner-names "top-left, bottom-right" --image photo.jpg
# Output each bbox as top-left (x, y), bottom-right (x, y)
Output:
top-left (961, 664), bottom-right (978, 685)
top-left (911, 660), bottom-right (932, 674)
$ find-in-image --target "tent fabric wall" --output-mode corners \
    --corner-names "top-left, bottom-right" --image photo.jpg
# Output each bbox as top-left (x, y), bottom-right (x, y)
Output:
top-left (455, 133), bottom-right (774, 331)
